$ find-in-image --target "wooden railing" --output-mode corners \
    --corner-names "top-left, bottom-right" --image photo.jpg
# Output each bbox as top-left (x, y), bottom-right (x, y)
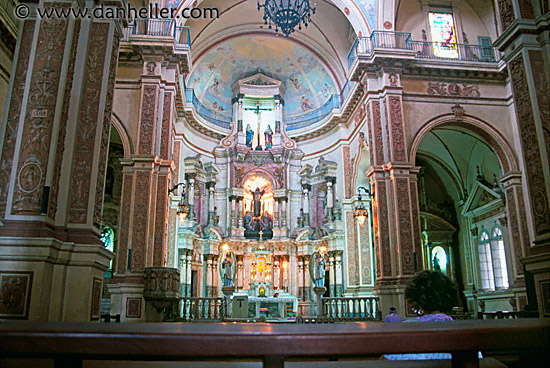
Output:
top-left (322, 296), bottom-right (381, 321)
top-left (1, 319), bottom-right (548, 367)
top-left (478, 311), bottom-right (538, 319)
top-left (178, 297), bottom-right (226, 321)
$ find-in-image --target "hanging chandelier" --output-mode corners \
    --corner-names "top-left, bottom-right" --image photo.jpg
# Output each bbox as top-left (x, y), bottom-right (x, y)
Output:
top-left (257, 0), bottom-right (316, 36)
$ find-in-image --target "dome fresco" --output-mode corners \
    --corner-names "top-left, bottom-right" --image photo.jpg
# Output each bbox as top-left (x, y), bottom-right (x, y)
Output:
top-left (187, 36), bottom-right (339, 117)
top-left (167, 0), bottom-right (378, 34)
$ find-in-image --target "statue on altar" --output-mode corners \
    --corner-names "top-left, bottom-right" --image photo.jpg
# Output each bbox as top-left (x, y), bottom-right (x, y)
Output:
top-left (252, 187), bottom-right (265, 217)
top-left (243, 211), bottom-right (253, 230)
top-left (261, 211), bottom-right (272, 231)
top-left (222, 253), bottom-right (234, 287)
top-left (313, 252), bottom-right (326, 287)
top-left (246, 124), bottom-right (254, 147)
top-left (264, 124), bottom-right (273, 149)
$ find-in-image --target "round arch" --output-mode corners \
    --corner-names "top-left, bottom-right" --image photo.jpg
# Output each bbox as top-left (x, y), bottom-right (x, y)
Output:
top-left (111, 113), bottom-right (133, 159)
top-left (174, 0), bottom-right (372, 36)
top-left (409, 114), bottom-right (519, 174)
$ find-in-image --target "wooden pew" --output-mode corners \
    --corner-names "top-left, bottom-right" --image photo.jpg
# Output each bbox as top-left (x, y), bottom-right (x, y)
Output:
top-left (1, 318), bottom-right (548, 368)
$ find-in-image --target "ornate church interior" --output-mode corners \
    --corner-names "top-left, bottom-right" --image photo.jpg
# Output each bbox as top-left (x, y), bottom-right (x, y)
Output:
top-left (0, 0), bottom-right (549, 342)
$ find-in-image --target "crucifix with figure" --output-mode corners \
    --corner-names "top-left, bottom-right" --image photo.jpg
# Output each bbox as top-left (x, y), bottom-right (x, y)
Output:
top-left (244, 104), bottom-right (273, 150)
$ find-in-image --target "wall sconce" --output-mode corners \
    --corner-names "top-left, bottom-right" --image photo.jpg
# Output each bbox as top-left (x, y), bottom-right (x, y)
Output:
top-left (354, 186), bottom-right (372, 228)
top-left (169, 182), bottom-right (189, 226)
top-left (318, 244), bottom-right (328, 255)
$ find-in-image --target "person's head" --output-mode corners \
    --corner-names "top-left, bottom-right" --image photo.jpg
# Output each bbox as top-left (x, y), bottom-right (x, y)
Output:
top-left (405, 270), bottom-right (458, 314)
top-left (389, 307), bottom-right (397, 314)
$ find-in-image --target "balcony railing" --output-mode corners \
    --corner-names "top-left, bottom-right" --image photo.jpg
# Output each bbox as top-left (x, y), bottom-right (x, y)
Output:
top-left (184, 88), bottom-right (233, 128)
top-left (348, 30), bottom-right (498, 68)
top-left (321, 296), bottom-right (381, 321)
top-left (410, 40), bottom-right (497, 62)
top-left (184, 80), bottom-right (357, 132)
top-left (178, 297), bottom-right (226, 322)
top-left (122, 18), bottom-right (190, 46)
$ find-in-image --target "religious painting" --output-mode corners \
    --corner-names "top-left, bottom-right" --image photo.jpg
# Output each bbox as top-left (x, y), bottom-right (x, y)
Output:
top-left (429, 12), bottom-right (458, 58)
top-left (0, 271), bottom-right (33, 319)
top-left (187, 36), bottom-right (337, 117)
top-left (90, 277), bottom-right (102, 321)
top-left (126, 297), bottom-right (142, 318)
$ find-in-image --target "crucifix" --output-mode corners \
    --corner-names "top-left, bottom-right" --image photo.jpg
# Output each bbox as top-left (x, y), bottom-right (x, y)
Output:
top-left (243, 103), bottom-right (273, 150)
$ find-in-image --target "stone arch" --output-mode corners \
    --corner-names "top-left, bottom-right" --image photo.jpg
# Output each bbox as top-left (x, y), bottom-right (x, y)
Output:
top-left (409, 113), bottom-right (529, 307)
top-left (111, 113), bottom-right (133, 159)
top-left (174, 0), bottom-right (372, 36)
top-left (242, 168), bottom-right (277, 190)
top-left (409, 114), bottom-right (519, 174)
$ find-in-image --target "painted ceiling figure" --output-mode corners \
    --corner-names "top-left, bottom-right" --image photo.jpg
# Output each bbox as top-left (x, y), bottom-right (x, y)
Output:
top-left (252, 187), bottom-right (265, 217)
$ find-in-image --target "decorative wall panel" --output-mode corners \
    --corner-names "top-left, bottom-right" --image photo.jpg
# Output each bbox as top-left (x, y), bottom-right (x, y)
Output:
top-left (509, 55), bottom-right (550, 236)
top-left (48, 20), bottom-right (80, 220)
top-left (345, 212), bottom-right (360, 286)
top-left (0, 21), bottom-right (35, 218)
top-left (90, 277), bottom-right (102, 321)
top-left (138, 85), bottom-right (158, 155)
top-left (372, 101), bottom-right (385, 165)
top-left (396, 178), bottom-right (415, 274)
top-left (12, 11), bottom-right (69, 215)
top-left (343, 146), bottom-right (353, 198)
top-left (116, 174), bottom-right (133, 273)
top-left (388, 96), bottom-right (406, 162)
top-left (68, 22), bottom-right (109, 223)
top-left (0, 271), bottom-right (33, 319)
top-left (160, 92), bottom-right (172, 159)
top-left (93, 30), bottom-right (120, 229)
top-left (131, 171), bottom-right (152, 271)
top-left (376, 181), bottom-right (392, 277)
top-left (498, 0), bottom-right (515, 30)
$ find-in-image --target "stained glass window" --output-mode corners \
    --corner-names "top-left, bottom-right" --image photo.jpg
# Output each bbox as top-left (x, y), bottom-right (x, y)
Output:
top-left (101, 226), bottom-right (115, 273)
top-left (429, 12), bottom-right (458, 58)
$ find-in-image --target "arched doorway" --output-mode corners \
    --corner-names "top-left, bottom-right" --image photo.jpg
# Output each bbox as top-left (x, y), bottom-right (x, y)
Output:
top-left (412, 118), bottom-right (527, 317)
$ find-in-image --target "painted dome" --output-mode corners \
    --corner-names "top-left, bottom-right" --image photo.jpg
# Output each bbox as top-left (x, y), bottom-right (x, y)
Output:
top-left (186, 36), bottom-right (338, 117)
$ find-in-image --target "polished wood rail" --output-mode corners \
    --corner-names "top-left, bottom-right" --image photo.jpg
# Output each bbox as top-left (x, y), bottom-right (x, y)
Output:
top-left (0, 318), bottom-right (548, 368)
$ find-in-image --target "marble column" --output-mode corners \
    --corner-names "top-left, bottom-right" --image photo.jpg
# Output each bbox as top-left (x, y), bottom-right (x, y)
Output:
top-left (179, 253), bottom-right (187, 296)
top-left (304, 259), bottom-right (311, 301)
top-left (273, 260), bottom-right (280, 289)
top-left (0, 1), bottom-right (124, 321)
top-left (326, 179), bottom-right (335, 221)
top-left (493, 2), bottom-right (550, 318)
top-left (205, 255), bottom-right (213, 297)
top-left (297, 258), bottom-right (304, 299)
top-left (229, 195), bottom-right (236, 229)
top-left (186, 175), bottom-right (195, 222)
top-left (335, 250), bottom-right (343, 297)
top-left (273, 199), bottom-right (280, 228)
top-left (186, 252), bottom-right (192, 297)
top-left (329, 252), bottom-right (336, 297)
top-left (237, 255), bottom-right (244, 290)
top-left (302, 185), bottom-right (311, 227)
top-left (365, 72), bottom-right (422, 289)
top-left (281, 197), bottom-right (288, 228)
top-left (237, 196), bottom-right (243, 228)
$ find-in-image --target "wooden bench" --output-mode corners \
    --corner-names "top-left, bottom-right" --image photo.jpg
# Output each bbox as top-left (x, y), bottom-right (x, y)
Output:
top-left (0, 318), bottom-right (548, 368)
